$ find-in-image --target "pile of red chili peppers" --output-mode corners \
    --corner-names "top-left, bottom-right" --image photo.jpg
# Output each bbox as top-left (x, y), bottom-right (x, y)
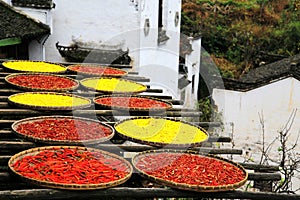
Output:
top-left (11, 148), bottom-right (129, 184)
top-left (95, 96), bottom-right (171, 109)
top-left (68, 65), bottom-right (126, 76)
top-left (135, 152), bottom-right (246, 186)
top-left (15, 118), bottom-right (112, 141)
top-left (7, 75), bottom-right (77, 90)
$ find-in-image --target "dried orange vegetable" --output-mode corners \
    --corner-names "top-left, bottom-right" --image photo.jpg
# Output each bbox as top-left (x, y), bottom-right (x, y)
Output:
top-left (80, 78), bottom-right (147, 93)
top-left (8, 92), bottom-right (90, 108)
top-left (115, 118), bottom-right (208, 146)
top-left (2, 60), bottom-right (66, 73)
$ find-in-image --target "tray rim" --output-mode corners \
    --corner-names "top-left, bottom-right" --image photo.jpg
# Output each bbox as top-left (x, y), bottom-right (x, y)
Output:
top-left (5, 73), bottom-right (79, 92)
top-left (67, 64), bottom-right (128, 77)
top-left (93, 94), bottom-right (173, 112)
top-left (132, 149), bottom-right (248, 192)
top-left (2, 60), bottom-right (67, 73)
top-left (11, 115), bottom-right (115, 145)
top-left (80, 77), bottom-right (147, 94)
top-left (7, 92), bottom-right (91, 111)
top-left (114, 116), bottom-right (209, 148)
top-left (8, 146), bottom-right (133, 190)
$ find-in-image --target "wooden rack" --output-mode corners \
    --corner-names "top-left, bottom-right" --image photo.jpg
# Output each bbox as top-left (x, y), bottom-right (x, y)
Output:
top-left (0, 61), bottom-right (299, 200)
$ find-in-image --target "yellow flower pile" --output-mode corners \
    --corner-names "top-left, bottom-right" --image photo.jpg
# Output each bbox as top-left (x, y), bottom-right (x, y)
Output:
top-left (9, 93), bottom-right (90, 107)
top-left (115, 118), bottom-right (208, 145)
top-left (80, 78), bottom-right (147, 93)
top-left (3, 60), bottom-right (66, 73)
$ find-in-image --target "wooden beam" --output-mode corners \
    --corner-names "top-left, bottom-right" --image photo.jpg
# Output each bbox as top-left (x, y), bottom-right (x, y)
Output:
top-left (0, 142), bottom-right (240, 155)
top-left (0, 187), bottom-right (299, 200)
top-left (3, 102), bottom-right (197, 110)
top-left (0, 130), bottom-right (231, 143)
top-left (0, 120), bottom-right (219, 127)
top-left (0, 96), bottom-right (7, 102)
top-left (248, 172), bottom-right (281, 181)
top-left (0, 130), bottom-right (12, 139)
top-left (0, 171), bottom-right (280, 183)
top-left (0, 109), bottom-right (202, 117)
top-left (240, 163), bottom-right (280, 172)
top-left (0, 119), bottom-right (15, 126)
top-left (0, 94), bottom-right (177, 102)
top-left (0, 87), bottom-right (164, 94)
top-left (0, 156), bottom-right (10, 165)
top-left (96, 145), bottom-right (242, 154)
top-left (0, 172), bottom-right (10, 182)
top-left (0, 141), bottom-right (35, 150)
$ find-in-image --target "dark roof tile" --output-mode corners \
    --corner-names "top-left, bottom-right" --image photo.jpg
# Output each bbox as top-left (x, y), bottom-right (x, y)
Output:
top-left (0, 1), bottom-right (50, 40)
top-left (12, 0), bottom-right (54, 9)
top-left (223, 54), bottom-right (300, 91)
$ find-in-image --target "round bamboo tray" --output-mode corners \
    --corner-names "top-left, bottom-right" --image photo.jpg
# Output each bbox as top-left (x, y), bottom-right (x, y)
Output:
top-left (132, 149), bottom-right (248, 192)
top-left (7, 92), bottom-right (91, 110)
top-left (114, 117), bottom-right (209, 147)
top-left (80, 77), bottom-right (147, 94)
top-left (93, 94), bottom-right (172, 112)
top-left (5, 73), bottom-right (79, 92)
top-left (8, 146), bottom-right (133, 190)
top-left (11, 116), bottom-right (114, 145)
top-left (67, 64), bottom-right (128, 77)
top-left (2, 60), bottom-right (67, 73)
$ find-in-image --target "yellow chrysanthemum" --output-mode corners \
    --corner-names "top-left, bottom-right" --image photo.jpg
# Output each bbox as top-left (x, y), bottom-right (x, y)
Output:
top-left (115, 118), bottom-right (208, 145)
top-left (3, 61), bottom-right (66, 73)
top-left (80, 78), bottom-right (147, 93)
top-left (9, 93), bottom-right (90, 107)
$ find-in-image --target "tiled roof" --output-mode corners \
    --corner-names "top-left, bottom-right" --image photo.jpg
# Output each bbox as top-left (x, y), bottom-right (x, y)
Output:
top-left (0, 1), bottom-right (50, 40)
top-left (12, 0), bottom-right (54, 9)
top-left (222, 54), bottom-right (300, 91)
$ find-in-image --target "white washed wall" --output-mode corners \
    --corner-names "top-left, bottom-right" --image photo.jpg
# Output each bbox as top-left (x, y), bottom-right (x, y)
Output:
top-left (213, 77), bottom-right (300, 192)
top-left (138, 0), bottom-right (181, 97)
top-left (45, 0), bottom-right (140, 63)
top-left (182, 37), bottom-right (202, 108)
top-left (213, 77), bottom-right (300, 150)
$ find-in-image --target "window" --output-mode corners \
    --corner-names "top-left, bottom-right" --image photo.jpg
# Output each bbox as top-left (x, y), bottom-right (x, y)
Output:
top-left (0, 42), bottom-right (29, 60)
top-left (157, 0), bottom-right (169, 44)
top-left (158, 0), bottom-right (163, 29)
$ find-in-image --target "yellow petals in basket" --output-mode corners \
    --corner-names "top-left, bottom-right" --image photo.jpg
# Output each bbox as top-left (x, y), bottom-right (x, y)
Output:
top-left (8, 92), bottom-right (91, 110)
top-left (2, 60), bottom-right (66, 73)
top-left (80, 77), bottom-right (147, 94)
top-left (114, 117), bottom-right (209, 147)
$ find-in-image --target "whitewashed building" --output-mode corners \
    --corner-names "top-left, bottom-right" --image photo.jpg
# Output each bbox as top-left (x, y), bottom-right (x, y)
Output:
top-left (212, 54), bottom-right (300, 192)
top-left (213, 55), bottom-right (300, 147)
top-left (1, 0), bottom-right (202, 107)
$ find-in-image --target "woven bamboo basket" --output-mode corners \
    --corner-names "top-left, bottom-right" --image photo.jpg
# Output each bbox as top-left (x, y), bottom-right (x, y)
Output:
top-left (80, 77), bottom-right (147, 94)
top-left (67, 64), bottom-right (128, 77)
top-left (114, 117), bottom-right (209, 148)
top-left (8, 146), bottom-right (133, 190)
top-left (93, 94), bottom-right (172, 112)
top-left (2, 60), bottom-right (67, 73)
top-left (132, 149), bottom-right (248, 192)
top-left (11, 116), bottom-right (115, 145)
top-left (7, 92), bottom-right (91, 110)
top-left (5, 73), bottom-right (79, 92)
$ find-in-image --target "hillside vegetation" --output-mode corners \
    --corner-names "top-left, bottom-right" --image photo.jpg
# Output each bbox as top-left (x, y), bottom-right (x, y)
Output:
top-left (181, 0), bottom-right (300, 78)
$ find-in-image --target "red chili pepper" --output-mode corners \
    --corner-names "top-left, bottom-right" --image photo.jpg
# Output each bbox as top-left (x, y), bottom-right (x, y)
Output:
top-left (11, 148), bottom-right (129, 185)
top-left (69, 65), bottom-right (126, 76)
top-left (135, 153), bottom-right (246, 187)
top-left (16, 118), bottom-right (112, 141)
top-left (8, 74), bottom-right (77, 90)
top-left (95, 96), bottom-right (170, 109)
